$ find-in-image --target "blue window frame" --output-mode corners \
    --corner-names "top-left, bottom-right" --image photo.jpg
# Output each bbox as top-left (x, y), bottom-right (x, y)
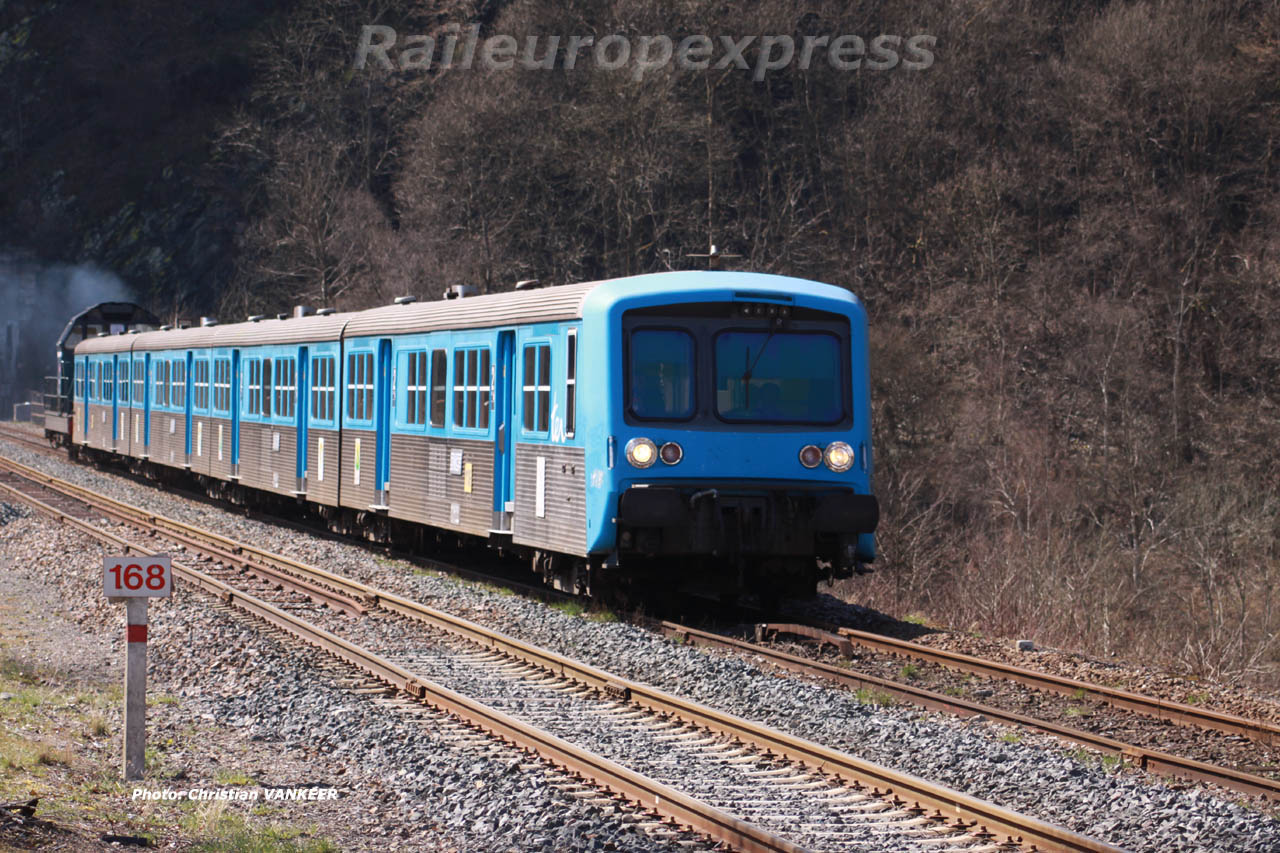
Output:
top-left (273, 358), bottom-right (296, 419)
top-left (170, 359), bottom-right (185, 408)
top-left (119, 361), bottom-right (130, 404)
top-left (309, 356), bottom-right (335, 423)
top-left (247, 359), bottom-right (262, 416)
top-left (193, 359), bottom-right (210, 411)
top-left (346, 351), bottom-right (374, 423)
top-left (74, 362), bottom-right (84, 400)
top-left (521, 343), bottom-right (550, 434)
top-left (132, 358), bottom-right (144, 406)
top-left (430, 349), bottom-right (447, 428)
top-left (404, 351), bottom-right (428, 426)
top-left (453, 347), bottom-right (491, 431)
top-left (155, 360), bottom-right (170, 408)
top-left (103, 362), bottom-right (114, 403)
top-left (89, 362), bottom-right (98, 401)
top-left (629, 329), bottom-right (694, 421)
top-left (565, 329), bottom-right (577, 439)
top-left (213, 359), bottom-right (232, 414)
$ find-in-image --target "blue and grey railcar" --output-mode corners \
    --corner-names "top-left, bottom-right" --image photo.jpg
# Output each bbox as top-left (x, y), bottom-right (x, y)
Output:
top-left (70, 271), bottom-right (877, 599)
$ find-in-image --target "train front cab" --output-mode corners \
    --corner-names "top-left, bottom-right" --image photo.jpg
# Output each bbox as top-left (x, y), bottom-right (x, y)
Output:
top-left (582, 273), bottom-right (879, 598)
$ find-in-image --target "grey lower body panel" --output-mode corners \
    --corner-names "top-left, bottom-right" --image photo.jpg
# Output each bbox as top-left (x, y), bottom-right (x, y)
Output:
top-left (384, 434), bottom-right (494, 537)
top-left (239, 422), bottom-right (298, 496)
top-left (513, 443), bottom-right (587, 557)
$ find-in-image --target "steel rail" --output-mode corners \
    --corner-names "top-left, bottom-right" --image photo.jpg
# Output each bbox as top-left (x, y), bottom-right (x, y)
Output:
top-left (661, 623), bottom-right (1280, 801)
top-left (0, 453), bottom-right (1124, 853)
top-left (822, 625), bottom-right (1280, 748)
top-left (0, 456), bottom-right (366, 617)
top-left (0, 474), bottom-right (806, 853)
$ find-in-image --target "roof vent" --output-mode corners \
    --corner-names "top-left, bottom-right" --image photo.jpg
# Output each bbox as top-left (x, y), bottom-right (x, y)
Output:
top-left (276, 313), bottom-right (288, 320)
top-left (444, 284), bottom-right (478, 300)
top-left (129, 330), bottom-right (140, 335)
top-left (394, 295), bottom-right (417, 305)
top-left (315, 308), bottom-right (337, 317)
top-left (515, 279), bottom-right (542, 291)
top-left (248, 315), bottom-right (266, 323)
top-left (200, 317), bottom-right (218, 327)
top-left (97, 331), bottom-right (109, 337)
top-left (293, 305), bottom-right (314, 318)
top-left (159, 324), bottom-right (172, 331)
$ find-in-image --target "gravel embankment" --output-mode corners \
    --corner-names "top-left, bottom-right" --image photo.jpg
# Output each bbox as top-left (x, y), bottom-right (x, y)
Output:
top-left (4, 438), bottom-right (1279, 852)
top-left (1, 489), bottom-right (711, 850)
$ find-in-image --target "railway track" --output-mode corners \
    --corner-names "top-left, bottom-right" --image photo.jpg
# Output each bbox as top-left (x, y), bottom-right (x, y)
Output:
top-left (0, 450), bottom-right (1123, 853)
top-left (659, 623), bottom-right (1280, 802)
top-left (3, 431), bottom-right (1278, 806)
top-left (4, 429), bottom-right (1279, 802)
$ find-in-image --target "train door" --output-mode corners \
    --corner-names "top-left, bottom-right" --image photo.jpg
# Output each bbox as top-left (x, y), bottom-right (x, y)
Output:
top-left (492, 330), bottom-right (516, 532)
top-left (183, 352), bottom-right (193, 465)
top-left (296, 347), bottom-right (309, 492)
top-left (110, 355), bottom-right (120, 451)
top-left (80, 357), bottom-right (89, 438)
top-left (374, 339), bottom-right (392, 508)
top-left (142, 354), bottom-right (151, 454)
top-left (231, 350), bottom-right (241, 476)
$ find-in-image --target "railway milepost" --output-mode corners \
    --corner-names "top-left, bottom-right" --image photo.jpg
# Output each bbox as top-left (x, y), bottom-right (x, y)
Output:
top-left (103, 555), bottom-right (172, 781)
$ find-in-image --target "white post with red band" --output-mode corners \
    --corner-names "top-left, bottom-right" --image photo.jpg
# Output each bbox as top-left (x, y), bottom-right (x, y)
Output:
top-left (104, 555), bottom-right (172, 782)
top-left (124, 596), bottom-right (148, 780)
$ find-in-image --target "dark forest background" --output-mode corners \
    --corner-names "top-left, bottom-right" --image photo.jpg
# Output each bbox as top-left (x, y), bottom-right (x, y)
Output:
top-left (3, 0), bottom-right (1279, 685)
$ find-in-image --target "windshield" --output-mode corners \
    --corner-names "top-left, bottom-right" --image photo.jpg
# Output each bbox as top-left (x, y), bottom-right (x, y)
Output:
top-left (629, 329), bottom-right (695, 420)
top-left (715, 331), bottom-right (843, 424)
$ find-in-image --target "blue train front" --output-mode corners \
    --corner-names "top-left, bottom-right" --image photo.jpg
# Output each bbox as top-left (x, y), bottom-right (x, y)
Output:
top-left (579, 273), bottom-right (878, 599)
top-left (69, 271), bottom-right (877, 602)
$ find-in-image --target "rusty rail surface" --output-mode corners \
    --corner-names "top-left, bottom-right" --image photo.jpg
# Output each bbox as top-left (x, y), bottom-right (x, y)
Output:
top-left (0, 454), bottom-right (1129, 853)
top-left (819, 625), bottom-right (1280, 748)
top-left (665, 623), bottom-right (1280, 802)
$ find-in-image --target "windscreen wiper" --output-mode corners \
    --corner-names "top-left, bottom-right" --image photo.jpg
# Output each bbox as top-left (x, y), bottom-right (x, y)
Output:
top-left (741, 328), bottom-right (776, 410)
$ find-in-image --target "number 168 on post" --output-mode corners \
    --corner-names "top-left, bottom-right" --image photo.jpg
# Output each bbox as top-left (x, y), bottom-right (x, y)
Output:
top-left (103, 557), bottom-right (172, 598)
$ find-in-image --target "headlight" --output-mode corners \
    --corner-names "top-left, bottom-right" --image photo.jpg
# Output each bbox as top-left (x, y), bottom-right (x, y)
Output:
top-left (625, 437), bottom-right (657, 468)
top-left (799, 445), bottom-right (823, 468)
top-left (824, 441), bottom-right (854, 472)
top-left (659, 442), bottom-right (683, 465)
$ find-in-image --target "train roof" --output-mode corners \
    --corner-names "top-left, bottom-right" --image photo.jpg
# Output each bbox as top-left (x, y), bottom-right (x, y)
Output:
top-left (74, 272), bottom-right (859, 356)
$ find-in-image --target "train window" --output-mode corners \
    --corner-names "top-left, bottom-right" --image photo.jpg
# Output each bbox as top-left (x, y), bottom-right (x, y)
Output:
top-left (89, 362), bottom-right (97, 401)
top-left (193, 360), bottom-right (209, 410)
top-left (311, 356), bottom-right (334, 423)
top-left (274, 358), bottom-right (295, 419)
top-left (104, 362), bottom-right (113, 402)
top-left (247, 360), bottom-right (261, 415)
top-left (478, 349), bottom-right (491, 430)
top-left (452, 347), bottom-right (490, 430)
top-left (262, 358), bottom-right (273, 418)
top-left (133, 360), bottom-right (144, 405)
top-left (171, 360), bottom-right (186, 409)
top-left (119, 361), bottom-right (129, 404)
top-left (406, 351), bottom-right (428, 426)
top-left (628, 330), bottom-right (694, 420)
top-left (522, 343), bottom-right (551, 434)
top-left (565, 330), bottom-right (577, 438)
top-left (75, 362), bottom-right (84, 400)
top-left (429, 350), bottom-right (446, 428)
top-left (157, 360), bottom-right (169, 408)
top-left (346, 352), bottom-right (373, 421)
top-left (214, 359), bottom-right (231, 413)
top-left (713, 331), bottom-right (843, 424)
